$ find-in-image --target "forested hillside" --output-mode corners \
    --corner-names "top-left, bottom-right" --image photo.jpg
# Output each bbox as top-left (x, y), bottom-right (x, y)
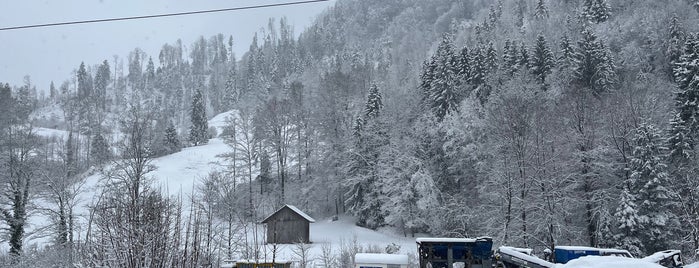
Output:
top-left (3, 0), bottom-right (699, 266)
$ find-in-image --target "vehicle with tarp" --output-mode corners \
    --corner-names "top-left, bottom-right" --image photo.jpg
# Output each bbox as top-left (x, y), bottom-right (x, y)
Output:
top-left (642, 250), bottom-right (683, 268)
top-left (416, 237), bottom-right (493, 268)
top-left (554, 246), bottom-right (633, 264)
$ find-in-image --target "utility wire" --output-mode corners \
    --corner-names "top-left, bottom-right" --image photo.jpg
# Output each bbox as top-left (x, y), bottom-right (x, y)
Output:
top-left (0, 0), bottom-right (330, 31)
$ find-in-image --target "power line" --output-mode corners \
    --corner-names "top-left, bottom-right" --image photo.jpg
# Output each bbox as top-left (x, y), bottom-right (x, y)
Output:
top-left (0, 0), bottom-right (330, 31)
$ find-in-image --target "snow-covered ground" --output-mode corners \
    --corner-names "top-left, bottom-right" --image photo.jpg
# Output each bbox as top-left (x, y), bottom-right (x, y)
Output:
top-left (34, 127), bottom-right (70, 139)
top-left (242, 216), bottom-right (419, 266)
top-left (554, 256), bottom-right (664, 268)
top-left (149, 137), bottom-right (230, 197)
top-left (208, 109), bottom-right (238, 137)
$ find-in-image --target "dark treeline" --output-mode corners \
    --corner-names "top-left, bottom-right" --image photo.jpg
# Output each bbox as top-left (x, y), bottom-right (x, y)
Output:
top-left (3, 0), bottom-right (699, 266)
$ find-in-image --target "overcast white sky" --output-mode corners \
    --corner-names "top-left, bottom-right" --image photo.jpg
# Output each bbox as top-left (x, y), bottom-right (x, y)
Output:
top-left (0, 0), bottom-right (335, 91)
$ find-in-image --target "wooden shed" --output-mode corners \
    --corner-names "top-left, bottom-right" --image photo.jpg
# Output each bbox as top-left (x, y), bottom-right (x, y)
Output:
top-left (261, 204), bottom-right (315, 244)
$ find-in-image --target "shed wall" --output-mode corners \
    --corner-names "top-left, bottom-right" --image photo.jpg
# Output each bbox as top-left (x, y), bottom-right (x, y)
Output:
top-left (265, 207), bottom-right (310, 244)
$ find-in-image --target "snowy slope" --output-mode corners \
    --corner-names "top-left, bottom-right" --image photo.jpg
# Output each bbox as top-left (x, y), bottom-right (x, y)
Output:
top-left (23, 111), bottom-right (239, 250)
top-left (208, 109), bottom-right (238, 137)
top-left (149, 137), bottom-right (230, 197)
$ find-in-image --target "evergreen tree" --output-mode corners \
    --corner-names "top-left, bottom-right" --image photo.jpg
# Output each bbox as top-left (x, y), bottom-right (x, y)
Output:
top-left (469, 47), bottom-right (486, 87)
top-left (90, 132), bottom-right (111, 167)
top-left (582, 0), bottom-right (611, 23)
top-left (189, 88), bottom-right (209, 146)
top-left (503, 39), bottom-right (520, 75)
top-left (345, 84), bottom-right (388, 230)
top-left (128, 49), bottom-right (143, 88)
top-left (668, 114), bottom-right (693, 162)
top-left (674, 34), bottom-right (699, 93)
top-left (573, 29), bottom-right (616, 94)
top-left (258, 150), bottom-right (272, 194)
top-left (352, 116), bottom-right (364, 138)
top-left (531, 34), bottom-right (555, 85)
top-left (365, 84), bottom-right (383, 119)
top-left (454, 46), bottom-right (471, 83)
top-left (94, 60), bottom-right (111, 111)
top-left (668, 33), bottom-right (699, 256)
top-left (630, 122), bottom-right (679, 254)
top-left (669, 34), bottom-right (699, 160)
top-left (144, 57), bottom-right (156, 89)
top-left (559, 35), bottom-right (575, 67)
top-left (469, 45), bottom-right (493, 104)
top-left (515, 0), bottom-right (527, 28)
top-left (519, 43), bottom-right (530, 69)
top-left (667, 16), bottom-right (685, 69)
top-left (0, 83), bottom-right (13, 128)
top-left (77, 62), bottom-right (91, 100)
top-left (15, 80), bottom-right (35, 122)
top-left (614, 180), bottom-right (643, 256)
top-left (486, 42), bottom-right (499, 71)
top-left (424, 35), bottom-right (459, 121)
top-left (419, 58), bottom-right (437, 105)
top-left (689, 0), bottom-right (699, 12)
top-left (163, 121), bottom-right (181, 154)
top-left (223, 55), bottom-right (239, 110)
top-left (534, 0), bottom-right (549, 19)
top-left (49, 81), bottom-right (57, 100)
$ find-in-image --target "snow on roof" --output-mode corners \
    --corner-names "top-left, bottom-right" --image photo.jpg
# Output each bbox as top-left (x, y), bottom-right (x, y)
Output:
top-left (230, 259), bottom-right (293, 264)
top-left (355, 253), bottom-right (409, 265)
top-left (503, 246), bottom-right (534, 255)
top-left (555, 246), bottom-right (631, 254)
top-left (642, 250), bottom-right (681, 263)
top-left (262, 204), bottom-right (316, 223)
top-left (499, 246), bottom-right (553, 268)
top-left (554, 256), bottom-right (665, 268)
top-left (416, 237), bottom-right (491, 244)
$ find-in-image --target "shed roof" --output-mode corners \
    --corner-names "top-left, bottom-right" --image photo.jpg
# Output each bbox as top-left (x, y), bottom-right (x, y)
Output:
top-left (261, 204), bottom-right (316, 223)
top-left (355, 253), bottom-right (409, 265)
top-left (416, 237), bottom-right (492, 244)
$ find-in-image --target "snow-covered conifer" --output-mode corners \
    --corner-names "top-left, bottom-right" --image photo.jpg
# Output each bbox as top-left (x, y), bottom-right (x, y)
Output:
top-left (426, 34), bottom-right (459, 121)
top-left (189, 88), bottom-right (209, 146)
top-left (364, 84), bottom-right (383, 119)
top-left (630, 122), bottom-right (679, 253)
top-left (163, 121), bottom-right (181, 154)
top-left (613, 186), bottom-right (643, 256)
top-left (534, 0), bottom-right (549, 19)
top-left (90, 132), bottom-right (111, 166)
top-left (573, 29), bottom-right (616, 94)
top-left (502, 40), bottom-right (520, 75)
top-left (667, 16), bottom-right (685, 68)
top-left (559, 35), bottom-right (575, 67)
top-left (583, 0), bottom-right (611, 23)
top-left (531, 34), bottom-right (555, 85)
top-left (519, 43), bottom-right (530, 70)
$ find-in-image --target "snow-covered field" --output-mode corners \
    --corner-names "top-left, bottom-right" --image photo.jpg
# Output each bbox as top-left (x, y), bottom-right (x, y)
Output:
top-left (148, 137), bottom-right (230, 197)
top-left (247, 216), bottom-right (418, 266)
